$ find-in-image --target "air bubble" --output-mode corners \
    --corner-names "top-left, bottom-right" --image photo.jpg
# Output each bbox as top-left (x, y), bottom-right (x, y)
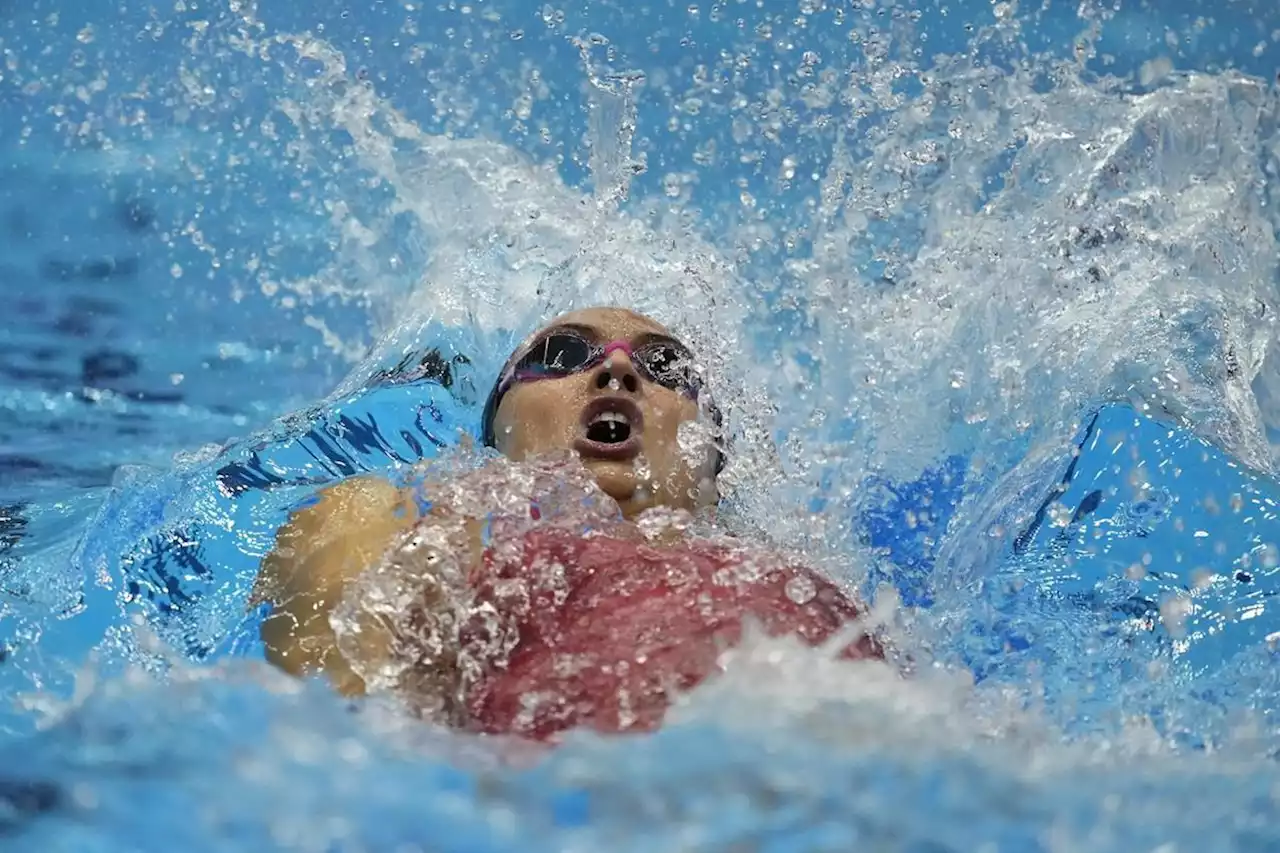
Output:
top-left (1260, 544), bottom-right (1279, 569)
top-left (784, 575), bottom-right (816, 605)
top-left (1159, 595), bottom-right (1192, 639)
top-left (513, 93), bottom-right (533, 120)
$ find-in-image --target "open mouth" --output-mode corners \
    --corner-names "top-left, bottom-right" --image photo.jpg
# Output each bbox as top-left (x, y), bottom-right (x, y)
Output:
top-left (586, 411), bottom-right (632, 444)
top-left (575, 397), bottom-right (644, 461)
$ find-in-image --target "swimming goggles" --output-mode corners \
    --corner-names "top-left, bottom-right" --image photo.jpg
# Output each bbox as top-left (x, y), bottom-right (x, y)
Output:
top-left (506, 329), bottom-right (702, 396)
top-left (480, 326), bottom-right (710, 447)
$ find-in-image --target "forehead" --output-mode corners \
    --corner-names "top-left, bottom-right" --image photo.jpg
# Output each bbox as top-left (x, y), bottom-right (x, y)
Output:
top-left (541, 307), bottom-right (671, 340)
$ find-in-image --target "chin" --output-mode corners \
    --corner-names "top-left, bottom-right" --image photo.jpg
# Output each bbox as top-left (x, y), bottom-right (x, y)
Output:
top-left (580, 457), bottom-right (639, 501)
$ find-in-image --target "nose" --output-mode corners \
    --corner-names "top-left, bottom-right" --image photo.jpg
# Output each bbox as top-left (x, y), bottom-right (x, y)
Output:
top-left (592, 348), bottom-right (641, 394)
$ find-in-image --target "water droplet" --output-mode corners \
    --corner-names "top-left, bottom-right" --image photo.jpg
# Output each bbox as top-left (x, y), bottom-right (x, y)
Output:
top-left (513, 93), bottom-right (533, 120)
top-left (784, 575), bottom-right (816, 605)
top-left (1260, 544), bottom-right (1279, 568)
top-left (677, 419), bottom-right (713, 468)
top-left (1159, 595), bottom-right (1192, 639)
top-left (1139, 56), bottom-right (1173, 86)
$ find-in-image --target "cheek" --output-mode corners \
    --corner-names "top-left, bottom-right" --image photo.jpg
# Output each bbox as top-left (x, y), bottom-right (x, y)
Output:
top-left (646, 398), bottom-right (702, 473)
top-left (496, 384), bottom-right (583, 456)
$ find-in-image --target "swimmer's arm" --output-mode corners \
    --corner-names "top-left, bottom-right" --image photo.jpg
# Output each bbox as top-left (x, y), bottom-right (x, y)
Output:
top-left (251, 475), bottom-right (423, 696)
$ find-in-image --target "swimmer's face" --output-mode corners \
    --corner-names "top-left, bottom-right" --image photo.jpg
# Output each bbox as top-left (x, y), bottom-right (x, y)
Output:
top-left (491, 307), bottom-right (718, 518)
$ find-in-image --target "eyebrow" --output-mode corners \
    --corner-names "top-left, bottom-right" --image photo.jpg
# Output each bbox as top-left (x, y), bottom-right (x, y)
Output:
top-left (545, 322), bottom-right (601, 339)
top-left (533, 324), bottom-right (686, 352)
top-left (631, 331), bottom-right (684, 350)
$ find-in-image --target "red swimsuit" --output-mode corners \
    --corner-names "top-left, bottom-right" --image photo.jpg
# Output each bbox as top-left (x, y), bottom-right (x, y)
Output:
top-left (459, 526), bottom-right (882, 741)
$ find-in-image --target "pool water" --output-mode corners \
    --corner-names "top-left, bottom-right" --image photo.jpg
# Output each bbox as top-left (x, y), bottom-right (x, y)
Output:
top-left (4, 0), bottom-right (1280, 850)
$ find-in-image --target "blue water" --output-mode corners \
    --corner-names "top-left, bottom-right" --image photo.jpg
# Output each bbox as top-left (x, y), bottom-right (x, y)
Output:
top-left (4, 1), bottom-right (1280, 850)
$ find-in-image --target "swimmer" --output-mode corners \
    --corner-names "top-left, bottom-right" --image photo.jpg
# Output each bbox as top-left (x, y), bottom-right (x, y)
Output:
top-left (252, 307), bottom-right (882, 741)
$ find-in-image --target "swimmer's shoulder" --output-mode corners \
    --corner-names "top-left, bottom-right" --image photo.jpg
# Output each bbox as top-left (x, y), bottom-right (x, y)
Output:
top-left (251, 473), bottom-right (425, 693)
top-left (252, 473), bottom-right (419, 606)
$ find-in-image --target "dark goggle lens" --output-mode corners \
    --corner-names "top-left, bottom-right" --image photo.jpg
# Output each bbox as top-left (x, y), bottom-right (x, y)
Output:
top-left (638, 341), bottom-right (700, 393)
top-left (514, 333), bottom-right (594, 375)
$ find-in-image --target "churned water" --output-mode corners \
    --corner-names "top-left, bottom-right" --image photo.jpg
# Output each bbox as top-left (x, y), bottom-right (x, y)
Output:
top-left (3, 1), bottom-right (1280, 850)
